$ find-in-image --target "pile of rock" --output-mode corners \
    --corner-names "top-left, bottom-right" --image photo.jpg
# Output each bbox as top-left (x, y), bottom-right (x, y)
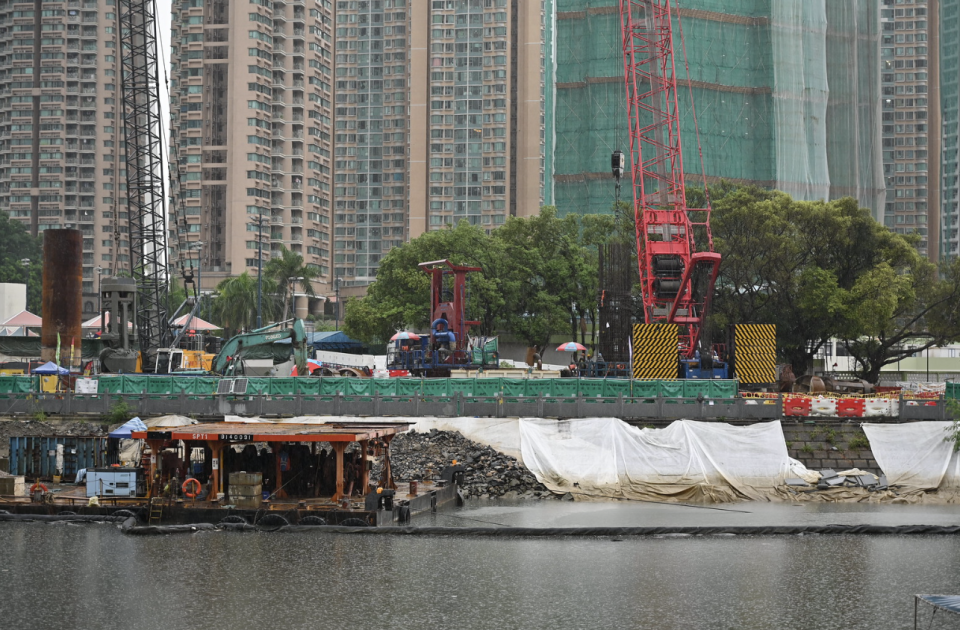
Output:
top-left (379, 429), bottom-right (556, 500)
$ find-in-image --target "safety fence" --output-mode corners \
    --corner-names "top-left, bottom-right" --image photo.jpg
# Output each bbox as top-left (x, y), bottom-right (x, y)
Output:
top-left (0, 389), bottom-right (952, 421)
top-left (0, 375), bottom-right (740, 399)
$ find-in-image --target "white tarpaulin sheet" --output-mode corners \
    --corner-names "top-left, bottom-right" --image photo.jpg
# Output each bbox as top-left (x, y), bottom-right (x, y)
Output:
top-left (862, 422), bottom-right (960, 489)
top-left (519, 418), bottom-right (793, 502)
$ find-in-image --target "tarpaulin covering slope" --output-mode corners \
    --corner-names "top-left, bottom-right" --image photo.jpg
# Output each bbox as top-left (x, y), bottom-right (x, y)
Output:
top-left (862, 422), bottom-right (960, 490)
top-left (519, 418), bottom-right (791, 502)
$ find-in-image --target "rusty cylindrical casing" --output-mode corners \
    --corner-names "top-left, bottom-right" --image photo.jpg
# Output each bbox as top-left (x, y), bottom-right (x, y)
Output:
top-left (41, 229), bottom-right (83, 368)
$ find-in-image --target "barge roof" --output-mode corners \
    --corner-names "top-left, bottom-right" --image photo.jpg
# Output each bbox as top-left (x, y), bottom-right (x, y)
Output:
top-left (131, 421), bottom-right (411, 443)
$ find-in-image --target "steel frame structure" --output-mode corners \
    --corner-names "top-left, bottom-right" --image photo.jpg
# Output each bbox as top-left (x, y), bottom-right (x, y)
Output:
top-left (619, 0), bottom-right (720, 356)
top-left (119, 0), bottom-right (169, 363)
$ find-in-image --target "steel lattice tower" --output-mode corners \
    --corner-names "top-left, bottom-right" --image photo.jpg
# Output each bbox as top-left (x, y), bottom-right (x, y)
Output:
top-left (119, 0), bottom-right (168, 362)
top-left (619, 0), bottom-right (720, 356)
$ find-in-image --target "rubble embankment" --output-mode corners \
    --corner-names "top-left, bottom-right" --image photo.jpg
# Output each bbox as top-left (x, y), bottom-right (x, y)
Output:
top-left (382, 429), bottom-right (556, 500)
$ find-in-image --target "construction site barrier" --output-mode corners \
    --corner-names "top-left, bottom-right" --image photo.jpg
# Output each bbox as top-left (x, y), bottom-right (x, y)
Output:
top-left (783, 397), bottom-right (812, 416)
top-left (0, 375), bottom-right (740, 400)
top-left (836, 398), bottom-right (866, 417)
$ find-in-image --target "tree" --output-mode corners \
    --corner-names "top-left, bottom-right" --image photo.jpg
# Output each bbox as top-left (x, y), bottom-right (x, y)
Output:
top-left (343, 220), bottom-right (506, 343)
top-left (840, 255), bottom-right (960, 383)
top-left (708, 185), bottom-right (960, 379)
top-left (0, 210), bottom-right (42, 314)
top-left (342, 208), bottom-right (616, 352)
top-left (493, 207), bottom-right (595, 350)
top-left (211, 272), bottom-right (278, 337)
top-left (264, 245), bottom-right (319, 322)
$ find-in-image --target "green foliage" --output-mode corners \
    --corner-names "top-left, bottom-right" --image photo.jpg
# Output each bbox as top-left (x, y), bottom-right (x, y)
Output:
top-left (847, 434), bottom-right (870, 451)
top-left (800, 444), bottom-right (814, 454)
top-left (344, 209), bottom-right (616, 348)
top-left (211, 272), bottom-right (279, 337)
top-left (265, 245), bottom-right (320, 322)
top-left (822, 428), bottom-right (837, 444)
top-left (0, 209), bottom-right (43, 313)
top-left (107, 399), bottom-right (132, 424)
top-left (945, 400), bottom-right (960, 451)
top-left (709, 186), bottom-right (960, 379)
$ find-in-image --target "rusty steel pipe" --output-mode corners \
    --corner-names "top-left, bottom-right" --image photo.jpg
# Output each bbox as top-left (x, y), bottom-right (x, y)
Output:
top-left (41, 229), bottom-right (82, 368)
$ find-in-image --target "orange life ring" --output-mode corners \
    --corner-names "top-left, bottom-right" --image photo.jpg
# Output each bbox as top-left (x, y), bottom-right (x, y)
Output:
top-left (182, 478), bottom-right (202, 498)
top-left (31, 482), bottom-right (48, 493)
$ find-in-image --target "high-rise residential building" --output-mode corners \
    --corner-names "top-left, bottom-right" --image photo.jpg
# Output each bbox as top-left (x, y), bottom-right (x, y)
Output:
top-left (549, 2), bottom-right (886, 225)
top-left (0, 0), bottom-right (130, 315)
top-left (880, 0), bottom-right (940, 261)
top-left (168, 0), bottom-right (335, 299)
top-left (333, 0), bottom-right (545, 284)
top-left (940, 0), bottom-right (958, 260)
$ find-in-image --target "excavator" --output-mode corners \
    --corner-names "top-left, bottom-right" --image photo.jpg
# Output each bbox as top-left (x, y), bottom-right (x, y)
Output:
top-left (212, 319), bottom-right (308, 377)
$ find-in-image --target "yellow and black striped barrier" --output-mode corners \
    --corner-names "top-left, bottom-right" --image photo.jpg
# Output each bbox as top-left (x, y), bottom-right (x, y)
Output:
top-left (733, 324), bottom-right (776, 385)
top-left (631, 323), bottom-right (678, 379)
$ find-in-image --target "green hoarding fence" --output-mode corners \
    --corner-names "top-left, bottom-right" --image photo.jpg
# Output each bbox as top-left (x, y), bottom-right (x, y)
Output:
top-left (0, 374), bottom-right (742, 398)
top-left (948, 382), bottom-right (959, 400)
top-left (0, 376), bottom-right (34, 395)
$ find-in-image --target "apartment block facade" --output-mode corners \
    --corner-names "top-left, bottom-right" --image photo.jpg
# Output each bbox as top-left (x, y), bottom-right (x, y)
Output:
top-left (941, 0), bottom-right (959, 260)
top-left (333, 0), bottom-right (544, 285)
top-left (168, 0), bottom-right (336, 295)
top-left (167, 0), bottom-right (545, 294)
top-left (0, 0), bottom-right (129, 314)
top-left (880, 0), bottom-right (940, 261)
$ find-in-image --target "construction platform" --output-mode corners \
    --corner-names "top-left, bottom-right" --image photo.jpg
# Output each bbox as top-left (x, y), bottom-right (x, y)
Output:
top-left (0, 479), bottom-right (460, 527)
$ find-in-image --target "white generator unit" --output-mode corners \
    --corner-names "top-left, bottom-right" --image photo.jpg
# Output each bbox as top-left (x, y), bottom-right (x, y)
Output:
top-left (85, 467), bottom-right (145, 498)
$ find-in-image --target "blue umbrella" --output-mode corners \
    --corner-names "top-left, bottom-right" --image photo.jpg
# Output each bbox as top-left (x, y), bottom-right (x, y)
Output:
top-left (391, 331), bottom-right (421, 341)
top-left (109, 417), bottom-right (147, 438)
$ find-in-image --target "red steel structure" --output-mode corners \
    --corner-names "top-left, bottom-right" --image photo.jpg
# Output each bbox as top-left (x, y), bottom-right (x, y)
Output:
top-left (619, 0), bottom-right (720, 357)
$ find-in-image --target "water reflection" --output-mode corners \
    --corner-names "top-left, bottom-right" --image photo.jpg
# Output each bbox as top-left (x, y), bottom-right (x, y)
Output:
top-left (1, 512), bottom-right (958, 629)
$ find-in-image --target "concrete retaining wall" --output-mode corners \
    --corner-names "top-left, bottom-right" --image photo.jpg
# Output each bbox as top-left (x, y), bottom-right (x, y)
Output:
top-left (782, 421), bottom-right (880, 475)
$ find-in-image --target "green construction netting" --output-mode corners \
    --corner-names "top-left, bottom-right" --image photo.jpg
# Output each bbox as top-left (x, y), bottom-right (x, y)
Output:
top-left (551, 1), bottom-right (883, 220)
top-left (0, 376), bottom-right (35, 395)
top-left (13, 376), bottom-right (739, 398)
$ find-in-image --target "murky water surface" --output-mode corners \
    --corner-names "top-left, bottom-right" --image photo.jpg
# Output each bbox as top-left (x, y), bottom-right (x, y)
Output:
top-left (2, 501), bottom-right (960, 629)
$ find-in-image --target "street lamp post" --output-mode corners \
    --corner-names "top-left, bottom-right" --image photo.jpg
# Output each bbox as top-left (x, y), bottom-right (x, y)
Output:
top-left (194, 241), bottom-right (204, 321)
top-left (256, 214), bottom-right (264, 329)
top-left (95, 266), bottom-right (103, 333)
top-left (286, 276), bottom-right (304, 324)
top-left (334, 277), bottom-right (343, 331)
top-left (20, 258), bottom-right (30, 310)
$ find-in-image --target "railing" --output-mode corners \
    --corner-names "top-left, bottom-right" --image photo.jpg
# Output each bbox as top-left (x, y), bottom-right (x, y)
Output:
top-left (0, 390), bottom-right (951, 422)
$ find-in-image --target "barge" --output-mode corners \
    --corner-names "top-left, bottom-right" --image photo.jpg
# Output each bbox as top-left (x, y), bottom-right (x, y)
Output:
top-left (1, 420), bottom-right (462, 526)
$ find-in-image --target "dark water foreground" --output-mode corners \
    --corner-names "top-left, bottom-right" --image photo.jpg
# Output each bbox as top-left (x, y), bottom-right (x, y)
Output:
top-left (2, 502), bottom-right (960, 630)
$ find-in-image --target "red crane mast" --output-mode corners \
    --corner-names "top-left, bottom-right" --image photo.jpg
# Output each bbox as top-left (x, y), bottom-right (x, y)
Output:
top-left (619, 0), bottom-right (720, 357)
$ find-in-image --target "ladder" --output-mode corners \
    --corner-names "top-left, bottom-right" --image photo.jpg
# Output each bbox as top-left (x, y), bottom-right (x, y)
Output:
top-left (148, 496), bottom-right (163, 525)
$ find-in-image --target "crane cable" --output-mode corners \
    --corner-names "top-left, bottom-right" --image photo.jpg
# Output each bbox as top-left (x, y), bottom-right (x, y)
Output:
top-left (154, 0), bottom-right (193, 294)
top-left (673, 0), bottom-right (714, 251)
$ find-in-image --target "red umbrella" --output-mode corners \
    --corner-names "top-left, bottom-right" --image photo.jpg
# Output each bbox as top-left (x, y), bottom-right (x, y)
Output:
top-left (391, 331), bottom-right (421, 341)
top-left (556, 342), bottom-right (587, 352)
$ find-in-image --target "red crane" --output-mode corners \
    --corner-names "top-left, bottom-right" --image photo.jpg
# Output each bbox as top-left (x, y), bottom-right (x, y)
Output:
top-left (619, 0), bottom-right (720, 358)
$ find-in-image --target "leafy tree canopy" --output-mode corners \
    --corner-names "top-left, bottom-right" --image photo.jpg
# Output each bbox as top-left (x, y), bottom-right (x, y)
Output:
top-left (0, 210), bottom-right (42, 314)
top-left (708, 185), bottom-right (960, 380)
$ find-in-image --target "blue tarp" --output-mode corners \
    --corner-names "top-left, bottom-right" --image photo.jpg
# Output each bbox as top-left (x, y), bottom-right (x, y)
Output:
top-left (917, 595), bottom-right (960, 615)
top-left (31, 361), bottom-right (69, 375)
top-left (108, 417), bottom-right (147, 439)
top-left (275, 330), bottom-right (365, 352)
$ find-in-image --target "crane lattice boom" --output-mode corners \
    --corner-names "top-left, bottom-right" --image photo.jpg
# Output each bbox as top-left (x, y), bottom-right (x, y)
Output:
top-left (119, 0), bottom-right (169, 360)
top-left (619, 0), bottom-right (720, 356)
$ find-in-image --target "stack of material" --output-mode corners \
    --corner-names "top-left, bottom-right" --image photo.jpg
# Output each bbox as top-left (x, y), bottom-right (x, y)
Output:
top-left (229, 472), bottom-right (262, 508)
top-left (0, 470), bottom-right (25, 496)
top-left (784, 468), bottom-right (888, 492)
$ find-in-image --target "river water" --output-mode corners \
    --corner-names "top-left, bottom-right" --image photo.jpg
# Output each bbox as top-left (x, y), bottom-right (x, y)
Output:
top-left (2, 501), bottom-right (959, 629)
